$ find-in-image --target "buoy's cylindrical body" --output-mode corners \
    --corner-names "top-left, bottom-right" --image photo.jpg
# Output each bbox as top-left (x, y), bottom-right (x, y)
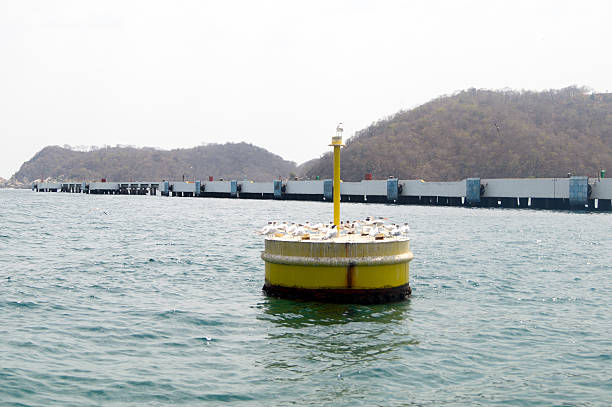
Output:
top-left (262, 237), bottom-right (413, 304)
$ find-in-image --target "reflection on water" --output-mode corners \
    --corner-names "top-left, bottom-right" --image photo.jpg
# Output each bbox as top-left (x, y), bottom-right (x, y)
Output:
top-left (257, 298), bottom-right (418, 371)
top-left (254, 298), bottom-right (421, 406)
top-left (260, 297), bottom-right (412, 328)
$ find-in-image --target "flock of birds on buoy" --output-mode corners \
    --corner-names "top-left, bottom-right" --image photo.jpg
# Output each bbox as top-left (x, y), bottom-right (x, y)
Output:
top-left (257, 217), bottom-right (410, 240)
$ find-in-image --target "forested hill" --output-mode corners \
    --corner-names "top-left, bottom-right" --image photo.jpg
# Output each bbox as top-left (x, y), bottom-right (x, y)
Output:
top-left (9, 87), bottom-right (612, 185)
top-left (12, 143), bottom-right (297, 183)
top-left (302, 87), bottom-right (612, 181)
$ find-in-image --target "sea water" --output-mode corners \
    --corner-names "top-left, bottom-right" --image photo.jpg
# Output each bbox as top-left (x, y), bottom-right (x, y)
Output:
top-left (0, 189), bottom-right (610, 406)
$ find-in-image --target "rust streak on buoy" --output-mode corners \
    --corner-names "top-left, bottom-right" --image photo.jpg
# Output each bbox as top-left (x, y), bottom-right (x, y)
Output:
top-left (346, 262), bottom-right (355, 288)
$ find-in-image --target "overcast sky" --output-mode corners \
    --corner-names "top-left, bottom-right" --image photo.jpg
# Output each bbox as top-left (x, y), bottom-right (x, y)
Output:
top-left (1, 0), bottom-right (611, 178)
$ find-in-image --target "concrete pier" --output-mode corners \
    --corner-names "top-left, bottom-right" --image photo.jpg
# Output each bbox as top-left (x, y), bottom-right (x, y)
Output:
top-left (31, 176), bottom-right (612, 211)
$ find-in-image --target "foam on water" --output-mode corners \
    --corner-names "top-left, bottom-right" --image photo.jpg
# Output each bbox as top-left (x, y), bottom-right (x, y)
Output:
top-left (0, 189), bottom-right (611, 406)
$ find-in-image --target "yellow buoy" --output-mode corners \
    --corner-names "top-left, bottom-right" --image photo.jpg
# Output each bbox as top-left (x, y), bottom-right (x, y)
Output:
top-left (261, 124), bottom-right (414, 304)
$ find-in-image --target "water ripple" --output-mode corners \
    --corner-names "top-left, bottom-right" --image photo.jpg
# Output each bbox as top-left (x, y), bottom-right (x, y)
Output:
top-left (0, 190), bottom-right (610, 406)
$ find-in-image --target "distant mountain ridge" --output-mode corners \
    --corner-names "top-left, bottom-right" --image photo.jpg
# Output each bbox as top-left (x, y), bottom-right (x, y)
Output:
top-left (8, 86), bottom-right (612, 186)
top-left (302, 86), bottom-right (612, 181)
top-left (11, 142), bottom-right (297, 183)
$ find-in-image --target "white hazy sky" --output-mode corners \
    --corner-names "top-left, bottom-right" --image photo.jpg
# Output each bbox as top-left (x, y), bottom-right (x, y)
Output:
top-left (1, 0), bottom-right (612, 178)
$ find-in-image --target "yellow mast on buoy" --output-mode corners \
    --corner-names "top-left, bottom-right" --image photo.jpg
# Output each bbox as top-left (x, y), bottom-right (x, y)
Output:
top-left (331, 123), bottom-right (344, 227)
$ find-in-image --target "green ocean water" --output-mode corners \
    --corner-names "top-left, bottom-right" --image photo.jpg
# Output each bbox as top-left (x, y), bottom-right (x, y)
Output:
top-left (0, 189), bottom-right (610, 406)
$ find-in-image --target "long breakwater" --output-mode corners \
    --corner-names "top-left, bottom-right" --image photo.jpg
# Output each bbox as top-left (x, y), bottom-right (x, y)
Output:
top-left (32, 176), bottom-right (612, 211)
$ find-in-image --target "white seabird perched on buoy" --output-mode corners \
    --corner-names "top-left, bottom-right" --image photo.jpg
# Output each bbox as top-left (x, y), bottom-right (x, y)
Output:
top-left (258, 222), bottom-right (274, 235)
top-left (294, 225), bottom-right (308, 236)
top-left (371, 218), bottom-right (386, 226)
top-left (389, 224), bottom-right (401, 237)
top-left (323, 224), bottom-right (338, 240)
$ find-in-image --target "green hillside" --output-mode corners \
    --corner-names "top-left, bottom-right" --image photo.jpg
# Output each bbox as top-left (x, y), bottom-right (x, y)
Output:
top-left (303, 86), bottom-right (612, 181)
top-left (12, 143), bottom-right (297, 183)
top-left (9, 86), bottom-right (612, 185)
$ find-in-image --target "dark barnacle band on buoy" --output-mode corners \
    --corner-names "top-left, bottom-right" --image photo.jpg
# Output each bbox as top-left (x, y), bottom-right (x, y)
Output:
top-left (263, 284), bottom-right (411, 304)
top-left (260, 123), bottom-right (414, 304)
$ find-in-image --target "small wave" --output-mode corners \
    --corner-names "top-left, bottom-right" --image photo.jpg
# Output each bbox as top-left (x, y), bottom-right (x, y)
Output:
top-left (193, 394), bottom-right (255, 402)
top-left (5, 300), bottom-right (39, 308)
top-left (184, 315), bottom-right (223, 327)
top-left (129, 333), bottom-right (160, 340)
top-left (126, 380), bottom-right (157, 387)
top-left (162, 341), bottom-right (189, 348)
top-left (157, 309), bottom-right (187, 318)
top-left (77, 325), bottom-right (106, 332)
